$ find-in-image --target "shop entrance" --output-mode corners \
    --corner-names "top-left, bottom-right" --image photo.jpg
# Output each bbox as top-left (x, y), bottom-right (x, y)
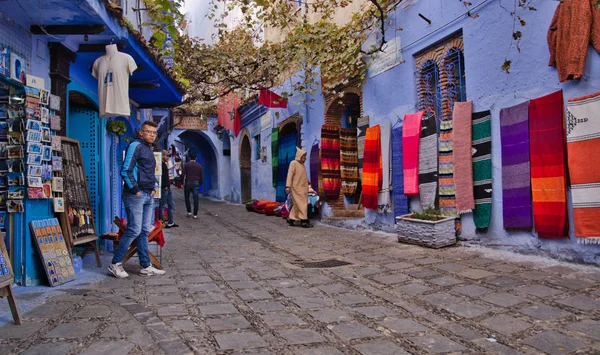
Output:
top-left (276, 123), bottom-right (298, 201)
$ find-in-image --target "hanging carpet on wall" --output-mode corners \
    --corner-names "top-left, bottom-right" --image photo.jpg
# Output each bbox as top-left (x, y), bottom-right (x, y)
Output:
top-left (357, 115), bottom-right (369, 177)
top-left (378, 121), bottom-right (392, 213)
top-left (530, 90), bottom-right (568, 239)
top-left (340, 128), bottom-right (358, 196)
top-left (321, 125), bottom-right (341, 201)
top-left (402, 112), bottom-right (423, 197)
top-left (567, 91), bottom-right (600, 243)
top-left (362, 125), bottom-right (382, 210)
top-left (392, 126), bottom-right (409, 218)
top-left (453, 101), bottom-right (475, 214)
top-left (419, 114), bottom-right (438, 209)
top-left (310, 143), bottom-right (320, 194)
top-left (439, 117), bottom-right (457, 214)
top-left (392, 127), bottom-right (408, 217)
top-left (500, 101), bottom-right (532, 230)
top-left (472, 110), bottom-right (493, 230)
top-left (271, 127), bottom-right (279, 188)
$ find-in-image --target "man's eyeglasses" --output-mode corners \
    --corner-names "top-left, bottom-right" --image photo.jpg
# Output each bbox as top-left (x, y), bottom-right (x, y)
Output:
top-left (142, 130), bottom-right (158, 135)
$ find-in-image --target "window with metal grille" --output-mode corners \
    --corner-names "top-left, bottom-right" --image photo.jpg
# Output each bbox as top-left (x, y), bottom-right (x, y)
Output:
top-left (417, 59), bottom-right (441, 118)
top-left (442, 47), bottom-right (467, 116)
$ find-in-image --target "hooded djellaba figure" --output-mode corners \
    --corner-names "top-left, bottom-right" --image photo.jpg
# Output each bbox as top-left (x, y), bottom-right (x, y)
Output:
top-left (285, 147), bottom-right (314, 228)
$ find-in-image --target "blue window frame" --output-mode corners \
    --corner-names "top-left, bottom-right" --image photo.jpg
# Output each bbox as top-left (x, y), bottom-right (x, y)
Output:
top-left (418, 59), bottom-right (441, 119)
top-left (443, 47), bottom-right (467, 114)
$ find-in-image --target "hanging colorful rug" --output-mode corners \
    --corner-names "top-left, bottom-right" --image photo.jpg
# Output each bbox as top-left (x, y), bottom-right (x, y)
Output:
top-left (500, 101), bottom-right (532, 230)
top-left (567, 91), bottom-right (600, 243)
top-left (271, 127), bottom-right (279, 188)
top-left (472, 110), bottom-right (493, 230)
top-left (357, 115), bottom-right (370, 177)
top-left (402, 112), bottom-right (423, 197)
top-left (392, 126), bottom-right (409, 218)
top-left (378, 121), bottom-right (392, 213)
top-left (439, 118), bottom-right (457, 214)
top-left (452, 101), bottom-right (475, 214)
top-left (340, 128), bottom-right (358, 196)
top-left (530, 90), bottom-right (568, 239)
top-left (321, 124), bottom-right (341, 201)
top-left (310, 143), bottom-right (320, 194)
top-left (363, 125), bottom-right (382, 210)
top-left (419, 114), bottom-right (438, 209)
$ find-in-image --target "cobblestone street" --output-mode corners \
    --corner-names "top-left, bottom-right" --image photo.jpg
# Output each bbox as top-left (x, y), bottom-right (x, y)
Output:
top-left (1, 191), bottom-right (600, 354)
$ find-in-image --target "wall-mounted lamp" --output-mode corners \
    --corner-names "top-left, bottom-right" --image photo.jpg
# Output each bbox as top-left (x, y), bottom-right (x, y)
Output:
top-left (216, 130), bottom-right (223, 140)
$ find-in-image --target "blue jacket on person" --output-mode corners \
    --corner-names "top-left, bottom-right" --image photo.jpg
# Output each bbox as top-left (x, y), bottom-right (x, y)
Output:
top-left (121, 138), bottom-right (156, 195)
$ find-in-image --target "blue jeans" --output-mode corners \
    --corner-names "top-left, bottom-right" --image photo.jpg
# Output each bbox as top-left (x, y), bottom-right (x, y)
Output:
top-left (184, 181), bottom-right (200, 215)
top-left (159, 188), bottom-right (175, 224)
top-left (112, 191), bottom-right (153, 268)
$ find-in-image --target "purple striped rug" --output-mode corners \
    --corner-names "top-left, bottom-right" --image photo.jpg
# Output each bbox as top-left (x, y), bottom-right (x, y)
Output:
top-left (500, 101), bottom-right (533, 230)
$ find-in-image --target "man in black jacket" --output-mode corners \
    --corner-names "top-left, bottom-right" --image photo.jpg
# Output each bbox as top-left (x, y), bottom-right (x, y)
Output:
top-left (182, 152), bottom-right (203, 219)
top-left (160, 150), bottom-right (178, 228)
top-left (108, 121), bottom-right (166, 278)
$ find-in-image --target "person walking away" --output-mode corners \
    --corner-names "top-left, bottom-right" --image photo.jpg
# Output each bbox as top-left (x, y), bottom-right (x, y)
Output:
top-left (160, 150), bottom-right (179, 228)
top-left (182, 152), bottom-right (203, 219)
top-left (109, 121), bottom-right (166, 278)
top-left (285, 147), bottom-right (313, 228)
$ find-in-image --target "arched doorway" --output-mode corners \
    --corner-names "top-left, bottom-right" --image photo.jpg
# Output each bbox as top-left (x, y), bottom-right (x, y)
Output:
top-left (221, 134), bottom-right (232, 201)
top-left (178, 130), bottom-right (220, 197)
top-left (276, 122), bottom-right (298, 201)
top-left (240, 133), bottom-right (252, 202)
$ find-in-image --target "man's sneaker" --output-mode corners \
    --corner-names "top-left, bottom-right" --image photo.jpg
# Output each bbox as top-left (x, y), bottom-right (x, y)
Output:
top-left (186, 213), bottom-right (192, 218)
top-left (165, 223), bottom-right (179, 228)
top-left (139, 265), bottom-right (166, 276)
top-left (108, 263), bottom-right (129, 278)
top-left (193, 215), bottom-right (198, 219)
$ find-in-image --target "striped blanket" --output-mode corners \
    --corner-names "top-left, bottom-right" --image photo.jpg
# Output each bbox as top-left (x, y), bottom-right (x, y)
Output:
top-left (402, 112), bottom-right (423, 197)
top-left (392, 126), bottom-right (409, 218)
top-left (363, 125), bottom-right (382, 210)
top-left (439, 118), bottom-right (457, 214)
top-left (310, 143), bottom-right (320, 194)
top-left (340, 128), bottom-right (358, 196)
top-left (321, 125), bottom-right (341, 201)
top-left (567, 91), bottom-right (600, 243)
top-left (530, 90), bottom-right (568, 239)
top-left (472, 110), bottom-right (492, 230)
top-left (453, 101), bottom-right (475, 214)
top-left (419, 114), bottom-right (438, 208)
top-left (378, 121), bottom-right (392, 213)
top-left (500, 101), bottom-right (532, 230)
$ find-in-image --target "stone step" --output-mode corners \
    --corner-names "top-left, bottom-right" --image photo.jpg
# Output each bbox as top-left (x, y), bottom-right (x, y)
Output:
top-left (330, 209), bottom-right (365, 218)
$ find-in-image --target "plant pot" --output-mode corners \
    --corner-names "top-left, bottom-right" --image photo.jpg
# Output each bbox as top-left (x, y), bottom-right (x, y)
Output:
top-left (395, 214), bottom-right (457, 249)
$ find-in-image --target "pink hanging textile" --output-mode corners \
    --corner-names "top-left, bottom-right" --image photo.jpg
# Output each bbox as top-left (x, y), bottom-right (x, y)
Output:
top-left (402, 112), bottom-right (424, 197)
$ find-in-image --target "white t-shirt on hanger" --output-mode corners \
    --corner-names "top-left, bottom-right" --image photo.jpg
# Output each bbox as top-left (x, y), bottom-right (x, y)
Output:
top-left (92, 45), bottom-right (137, 118)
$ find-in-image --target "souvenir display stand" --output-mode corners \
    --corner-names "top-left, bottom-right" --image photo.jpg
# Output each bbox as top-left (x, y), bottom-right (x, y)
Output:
top-left (57, 138), bottom-right (101, 267)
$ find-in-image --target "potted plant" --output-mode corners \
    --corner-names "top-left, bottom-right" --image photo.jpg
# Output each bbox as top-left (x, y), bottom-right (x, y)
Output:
top-left (106, 120), bottom-right (127, 136)
top-left (396, 206), bottom-right (457, 248)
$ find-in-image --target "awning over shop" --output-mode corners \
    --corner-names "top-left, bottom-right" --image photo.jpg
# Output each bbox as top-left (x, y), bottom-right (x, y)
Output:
top-left (4, 0), bottom-right (183, 107)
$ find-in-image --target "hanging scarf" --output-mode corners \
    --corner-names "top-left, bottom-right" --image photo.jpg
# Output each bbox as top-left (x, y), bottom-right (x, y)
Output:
top-left (402, 112), bottom-right (423, 197)
top-left (392, 126), bottom-right (409, 218)
top-left (529, 90), bottom-right (568, 239)
top-left (500, 101), bottom-right (533, 230)
top-left (472, 110), bottom-right (493, 230)
top-left (321, 124), bottom-right (341, 200)
top-left (357, 115), bottom-right (369, 178)
top-left (419, 114), bottom-right (438, 209)
top-left (363, 125), bottom-right (382, 210)
top-left (452, 101), bottom-right (475, 214)
top-left (378, 121), bottom-right (392, 213)
top-left (567, 91), bottom-right (600, 243)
